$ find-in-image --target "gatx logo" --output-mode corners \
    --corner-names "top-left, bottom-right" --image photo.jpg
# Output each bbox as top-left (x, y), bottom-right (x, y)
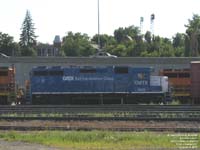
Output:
top-left (62, 76), bottom-right (74, 81)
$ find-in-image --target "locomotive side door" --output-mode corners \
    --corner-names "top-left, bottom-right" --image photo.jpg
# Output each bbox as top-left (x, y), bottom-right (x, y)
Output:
top-left (114, 66), bottom-right (130, 93)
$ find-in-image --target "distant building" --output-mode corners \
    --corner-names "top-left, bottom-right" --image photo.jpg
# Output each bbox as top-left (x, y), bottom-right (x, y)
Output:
top-left (37, 44), bottom-right (59, 56)
top-left (37, 35), bottom-right (61, 57)
top-left (53, 35), bottom-right (61, 48)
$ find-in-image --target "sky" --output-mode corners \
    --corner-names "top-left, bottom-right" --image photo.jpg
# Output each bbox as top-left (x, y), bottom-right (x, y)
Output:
top-left (0, 0), bottom-right (200, 44)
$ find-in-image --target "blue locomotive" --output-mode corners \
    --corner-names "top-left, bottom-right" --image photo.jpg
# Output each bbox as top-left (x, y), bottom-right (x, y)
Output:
top-left (29, 66), bottom-right (170, 104)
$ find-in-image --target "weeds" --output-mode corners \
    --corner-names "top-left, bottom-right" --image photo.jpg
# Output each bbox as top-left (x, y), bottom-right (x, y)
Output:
top-left (0, 131), bottom-right (197, 149)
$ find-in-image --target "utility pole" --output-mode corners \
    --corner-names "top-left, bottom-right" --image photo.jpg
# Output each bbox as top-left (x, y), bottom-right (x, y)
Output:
top-left (140, 17), bottom-right (144, 34)
top-left (150, 14), bottom-right (155, 35)
top-left (97, 0), bottom-right (101, 51)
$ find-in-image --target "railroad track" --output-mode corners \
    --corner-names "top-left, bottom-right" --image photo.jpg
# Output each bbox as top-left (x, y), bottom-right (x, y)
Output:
top-left (0, 105), bottom-right (199, 132)
top-left (0, 105), bottom-right (199, 121)
top-left (0, 104), bottom-right (200, 113)
top-left (0, 116), bottom-right (200, 121)
top-left (0, 126), bottom-right (199, 132)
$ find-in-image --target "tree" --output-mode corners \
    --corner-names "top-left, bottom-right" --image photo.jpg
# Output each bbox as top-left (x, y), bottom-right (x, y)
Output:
top-left (144, 31), bottom-right (152, 43)
top-left (185, 14), bottom-right (200, 56)
top-left (20, 47), bottom-right (37, 56)
top-left (19, 10), bottom-right (37, 55)
top-left (62, 32), bottom-right (95, 56)
top-left (172, 33), bottom-right (185, 48)
top-left (0, 32), bottom-right (20, 56)
top-left (184, 35), bottom-right (190, 56)
top-left (172, 33), bottom-right (185, 56)
top-left (114, 27), bottom-right (124, 43)
top-left (114, 25), bottom-right (141, 43)
top-left (91, 34), bottom-right (116, 49)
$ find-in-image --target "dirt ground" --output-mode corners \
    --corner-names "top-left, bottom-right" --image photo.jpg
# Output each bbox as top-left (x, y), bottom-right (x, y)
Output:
top-left (0, 139), bottom-right (62, 150)
top-left (0, 120), bottom-right (199, 129)
top-left (0, 139), bottom-right (183, 150)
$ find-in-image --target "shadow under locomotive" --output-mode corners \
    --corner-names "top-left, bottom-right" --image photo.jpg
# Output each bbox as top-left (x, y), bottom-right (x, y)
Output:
top-left (32, 93), bottom-right (167, 105)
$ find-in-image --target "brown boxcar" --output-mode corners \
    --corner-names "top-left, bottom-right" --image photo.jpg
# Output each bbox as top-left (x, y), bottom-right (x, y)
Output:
top-left (0, 66), bottom-right (15, 104)
top-left (159, 69), bottom-right (191, 103)
top-left (191, 61), bottom-right (200, 103)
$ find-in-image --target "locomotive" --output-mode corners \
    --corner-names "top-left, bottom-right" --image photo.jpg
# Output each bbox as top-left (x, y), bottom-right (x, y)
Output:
top-left (29, 66), bottom-right (170, 105)
top-left (0, 66), bottom-right (15, 104)
top-left (159, 61), bottom-right (200, 104)
top-left (159, 68), bottom-right (190, 103)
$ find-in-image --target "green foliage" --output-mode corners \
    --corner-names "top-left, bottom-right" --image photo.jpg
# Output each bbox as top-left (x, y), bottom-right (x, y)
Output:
top-left (184, 35), bottom-right (191, 56)
top-left (0, 131), bottom-right (189, 149)
top-left (0, 32), bottom-right (20, 56)
top-left (174, 47), bottom-right (184, 57)
top-left (90, 26), bottom-right (185, 57)
top-left (19, 10), bottom-right (37, 56)
top-left (170, 100), bottom-right (181, 105)
top-left (20, 47), bottom-right (37, 56)
top-left (62, 32), bottom-right (95, 56)
top-left (185, 14), bottom-right (200, 56)
top-left (173, 33), bottom-right (185, 48)
top-left (91, 34), bottom-right (116, 49)
top-left (106, 44), bottom-right (127, 57)
top-left (114, 25), bottom-right (141, 43)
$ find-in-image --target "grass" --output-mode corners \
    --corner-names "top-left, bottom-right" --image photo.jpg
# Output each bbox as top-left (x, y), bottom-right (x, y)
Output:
top-left (170, 99), bottom-right (181, 105)
top-left (0, 131), bottom-right (199, 149)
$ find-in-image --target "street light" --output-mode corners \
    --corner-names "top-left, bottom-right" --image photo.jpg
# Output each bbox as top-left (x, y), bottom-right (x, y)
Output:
top-left (97, 0), bottom-right (101, 51)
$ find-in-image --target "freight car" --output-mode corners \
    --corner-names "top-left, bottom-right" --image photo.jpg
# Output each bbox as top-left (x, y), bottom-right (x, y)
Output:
top-left (191, 61), bottom-right (200, 104)
top-left (0, 66), bottom-right (15, 104)
top-left (29, 66), bottom-right (170, 105)
top-left (159, 69), bottom-right (191, 103)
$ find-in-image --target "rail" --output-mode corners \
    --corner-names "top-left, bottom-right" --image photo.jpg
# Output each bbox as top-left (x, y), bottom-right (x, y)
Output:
top-left (0, 126), bottom-right (199, 132)
top-left (0, 104), bottom-right (199, 113)
top-left (0, 105), bottom-right (199, 121)
top-left (0, 105), bottom-right (199, 132)
top-left (0, 104), bottom-right (199, 112)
